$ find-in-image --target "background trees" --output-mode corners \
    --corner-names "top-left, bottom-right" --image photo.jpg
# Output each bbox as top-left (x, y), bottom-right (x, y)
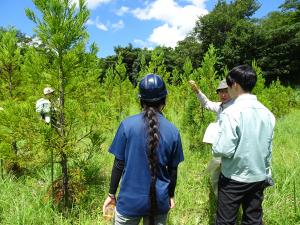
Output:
top-left (0, 28), bottom-right (22, 99)
top-left (194, 0), bottom-right (260, 51)
top-left (95, 0), bottom-right (300, 86)
top-left (192, 0), bottom-right (300, 84)
top-left (257, 0), bottom-right (300, 84)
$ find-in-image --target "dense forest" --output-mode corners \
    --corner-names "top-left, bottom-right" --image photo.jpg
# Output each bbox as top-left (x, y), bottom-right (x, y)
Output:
top-left (1, 0), bottom-right (300, 88)
top-left (99, 0), bottom-right (300, 86)
top-left (0, 0), bottom-right (300, 224)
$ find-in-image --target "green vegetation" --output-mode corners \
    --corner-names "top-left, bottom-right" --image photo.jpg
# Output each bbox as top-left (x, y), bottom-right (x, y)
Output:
top-left (263, 110), bottom-right (300, 225)
top-left (100, 0), bottom-right (300, 86)
top-left (1, 109), bottom-right (300, 224)
top-left (0, 0), bottom-right (300, 224)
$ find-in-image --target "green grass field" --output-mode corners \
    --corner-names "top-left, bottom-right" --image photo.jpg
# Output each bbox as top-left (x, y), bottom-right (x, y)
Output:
top-left (0, 110), bottom-right (300, 225)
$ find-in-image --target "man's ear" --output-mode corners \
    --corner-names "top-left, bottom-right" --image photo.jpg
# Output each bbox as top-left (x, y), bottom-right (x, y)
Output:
top-left (234, 82), bottom-right (243, 92)
top-left (230, 82), bottom-right (237, 91)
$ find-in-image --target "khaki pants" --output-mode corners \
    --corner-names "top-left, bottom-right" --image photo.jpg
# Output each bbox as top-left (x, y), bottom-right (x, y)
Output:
top-left (206, 157), bottom-right (221, 197)
top-left (114, 209), bottom-right (168, 225)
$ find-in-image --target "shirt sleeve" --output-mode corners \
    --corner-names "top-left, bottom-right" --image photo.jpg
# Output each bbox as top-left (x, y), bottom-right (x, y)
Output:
top-left (168, 167), bottom-right (178, 197)
top-left (109, 123), bottom-right (127, 161)
top-left (197, 91), bottom-right (221, 113)
top-left (170, 132), bottom-right (184, 167)
top-left (109, 158), bottom-right (125, 194)
top-left (266, 115), bottom-right (276, 173)
top-left (212, 113), bottom-right (239, 158)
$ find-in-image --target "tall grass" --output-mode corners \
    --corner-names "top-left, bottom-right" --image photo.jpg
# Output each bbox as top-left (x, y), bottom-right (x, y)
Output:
top-left (0, 110), bottom-right (299, 224)
top-left (0, 176), bottom-right (54, 225)
top-left (262, 110), bottom-right (300, 225)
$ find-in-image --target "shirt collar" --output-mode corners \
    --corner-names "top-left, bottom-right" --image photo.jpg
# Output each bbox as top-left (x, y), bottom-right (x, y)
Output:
top-left (220, 98), bottom-right (234, 109)
top-left (234, 93), bottom-right (257, 103)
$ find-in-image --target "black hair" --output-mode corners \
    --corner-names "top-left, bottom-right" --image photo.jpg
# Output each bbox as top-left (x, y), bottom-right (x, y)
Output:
top-left (141, 97), bottom-right (165, 225)
top-left (226, 65), bottom-right (257, 92)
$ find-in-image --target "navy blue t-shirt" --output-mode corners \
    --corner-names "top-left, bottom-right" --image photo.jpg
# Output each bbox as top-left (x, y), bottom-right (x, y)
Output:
top-left (109, 112), bottom-right (184, 217)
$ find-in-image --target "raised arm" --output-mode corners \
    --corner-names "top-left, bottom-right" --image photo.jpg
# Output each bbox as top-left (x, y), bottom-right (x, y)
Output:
top-left (189, 80), bottom-right (221, 113)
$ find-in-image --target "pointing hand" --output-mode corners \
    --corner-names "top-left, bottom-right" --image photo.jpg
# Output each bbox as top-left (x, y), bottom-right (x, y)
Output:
top-left (188, 80), bottom-right (200, 94)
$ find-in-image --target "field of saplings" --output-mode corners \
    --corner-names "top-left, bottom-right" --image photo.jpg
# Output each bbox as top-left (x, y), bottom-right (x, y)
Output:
top-left (1, 0), bottom-right (300, 224)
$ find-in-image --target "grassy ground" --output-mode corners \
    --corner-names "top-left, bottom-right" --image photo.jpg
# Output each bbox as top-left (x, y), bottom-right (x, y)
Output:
top-left (262, 110), bottom-right (300, 225)
top-left (0, 110), bottom-right (300, 224)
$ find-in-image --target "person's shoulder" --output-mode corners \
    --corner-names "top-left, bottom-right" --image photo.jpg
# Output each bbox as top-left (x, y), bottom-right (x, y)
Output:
top-left (124, 113), bottom-right (142, 121)
top-left (258, 101), bottom-right (276, 123)
top-left (254, 99), bottom-right (273, 113)
top-left (159, 115), bottom-right (180, 133)
top-left (121, 113), bottom-right (142, 126)
top-left (36, 97), bottom-right (45, 102)
top-left (36, 98), bottom-right (49, 104)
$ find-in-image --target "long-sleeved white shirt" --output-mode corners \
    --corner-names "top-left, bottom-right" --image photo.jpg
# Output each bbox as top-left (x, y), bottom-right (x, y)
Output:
top-left (197, 91), bottom-right (233, 120)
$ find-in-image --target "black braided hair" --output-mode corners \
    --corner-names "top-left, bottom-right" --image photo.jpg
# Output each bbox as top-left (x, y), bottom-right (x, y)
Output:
top-left (141, 98), bottom-right (165, 225)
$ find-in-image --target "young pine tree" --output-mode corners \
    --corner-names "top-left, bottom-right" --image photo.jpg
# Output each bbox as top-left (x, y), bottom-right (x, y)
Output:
top-left (26, 0), bottom-right (90, 212)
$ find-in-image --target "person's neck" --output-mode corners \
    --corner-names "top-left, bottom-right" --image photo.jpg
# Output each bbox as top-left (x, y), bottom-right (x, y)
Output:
top-left (234, 84), bottom-right (249, 98)
top-left (236, 91), bottom-right (250, 98)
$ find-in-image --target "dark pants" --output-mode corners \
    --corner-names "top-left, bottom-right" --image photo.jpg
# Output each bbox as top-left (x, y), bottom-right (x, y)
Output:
top-left (215, 174), bottom-right (265, 225)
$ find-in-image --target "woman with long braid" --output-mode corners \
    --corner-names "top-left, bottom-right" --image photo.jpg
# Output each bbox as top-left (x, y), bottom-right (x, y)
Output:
top-left (103, 74), bottom-right (184, 225)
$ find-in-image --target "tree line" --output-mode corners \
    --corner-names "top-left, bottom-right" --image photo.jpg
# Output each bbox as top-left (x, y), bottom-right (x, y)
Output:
top-left (99, 0), bottom-right (300, 86)
top-left (1, 0), bottom-right (299, 87)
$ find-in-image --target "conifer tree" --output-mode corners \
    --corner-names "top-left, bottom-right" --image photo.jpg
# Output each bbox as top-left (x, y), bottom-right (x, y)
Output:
top-left (26, 0), bottom-right (90, 212)
top-left (0, 28), bottom-right (22, 99)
